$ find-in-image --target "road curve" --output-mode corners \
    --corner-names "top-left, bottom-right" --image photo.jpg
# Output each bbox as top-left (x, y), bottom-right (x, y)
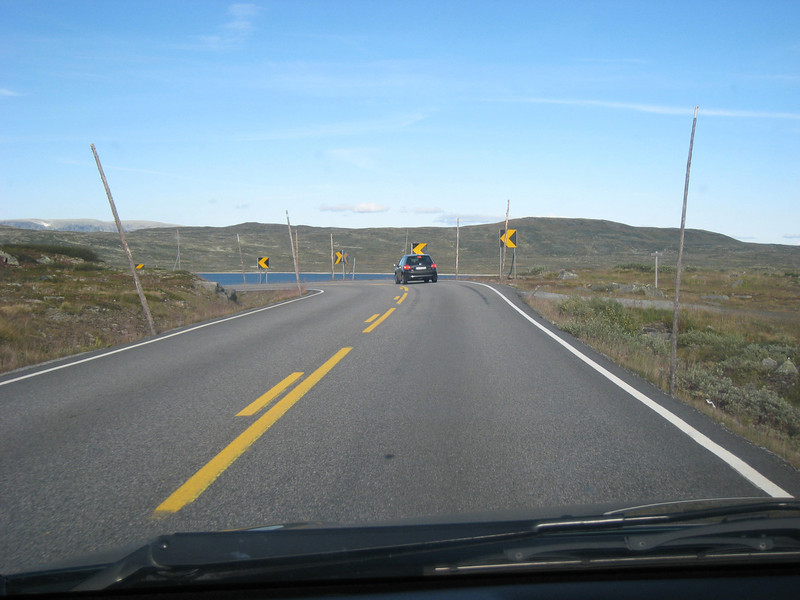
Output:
top-left (2, 280), bottom-right (799, 574)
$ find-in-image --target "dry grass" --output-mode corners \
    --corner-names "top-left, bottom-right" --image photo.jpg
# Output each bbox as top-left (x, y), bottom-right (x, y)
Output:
top-left (514, 267), bottom-right (800, 468)
top-left (0, 252), bottom-right (303, 374)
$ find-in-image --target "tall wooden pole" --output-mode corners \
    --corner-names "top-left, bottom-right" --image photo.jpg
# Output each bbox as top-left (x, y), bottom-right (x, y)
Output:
top-left (286, 211), bottom-right (302, 294)
top-left (173, 229), bottom-right (181, 271)
top-left (237, 234), bottom-right (246, 284)
top-left (670, 106), bottom-right (699, 396)
top-left (455, 217), bottom-right (460, 280)
top-left (91, 144), bottom-right (156, 337)
top-left (330, 233), bottom-right (335, 280)
top-left (295, 228), bottom-right (300, 267)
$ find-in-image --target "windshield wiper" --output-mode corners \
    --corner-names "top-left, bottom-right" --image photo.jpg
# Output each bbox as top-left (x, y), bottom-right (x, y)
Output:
top-left (8, 500), bottom-right (800, 593)
top-left (431, 503), bottom-right (800, 574)
top-left (532, 499), bottom-right (800, 534)
top-left (506, 517), bottom-right (800, 562)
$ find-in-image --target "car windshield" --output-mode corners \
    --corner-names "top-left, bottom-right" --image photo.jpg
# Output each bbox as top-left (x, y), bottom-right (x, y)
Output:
top-left (1, 0), bottom-right (799, 594)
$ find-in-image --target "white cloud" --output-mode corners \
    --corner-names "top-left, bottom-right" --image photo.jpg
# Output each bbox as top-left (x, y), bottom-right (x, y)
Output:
top-left (515, 98), bottom-right (800, 120)
top-left (320, 203), bottom-right (389, 214)
top-left (196, 3), bottom-right (261, 50)
top-left (0, 88), bottom-right (20, 97)
top-left (434, 213), bottom-right (501, 226)
top-left (225, 3), bottom-right (261, 34)
top-left (238, 113), bottom-right (426, 141)
top-left (325, 148), bottom-right (378, 169)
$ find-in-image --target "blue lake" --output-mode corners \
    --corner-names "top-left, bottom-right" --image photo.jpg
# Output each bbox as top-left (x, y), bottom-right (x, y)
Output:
top-left (199, 272), bottom-right (393, 285)
top-left (198, 272), bottom-right (458, 285)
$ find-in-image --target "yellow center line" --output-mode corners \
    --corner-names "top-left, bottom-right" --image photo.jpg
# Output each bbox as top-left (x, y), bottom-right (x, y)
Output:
top-left (236, 372), bottom-right (304, 417)
top-left (397, 292), bottom-right (408, 305)
top-left (364, 313), bottom-right (380, 323)
top-left (153, 347), bottom-right (352, 517)
top-left (362, 307), bottom-right (395, 333)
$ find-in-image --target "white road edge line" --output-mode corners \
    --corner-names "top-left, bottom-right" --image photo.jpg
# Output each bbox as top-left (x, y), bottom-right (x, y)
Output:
top-left (0, 288), bottom-right (325, 388)
top-left (468, 281), bottom-right (792, 499)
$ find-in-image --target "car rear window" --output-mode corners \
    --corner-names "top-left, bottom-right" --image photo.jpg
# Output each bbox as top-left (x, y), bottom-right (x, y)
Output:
top-left (406, 255), bottom-right (432, 266)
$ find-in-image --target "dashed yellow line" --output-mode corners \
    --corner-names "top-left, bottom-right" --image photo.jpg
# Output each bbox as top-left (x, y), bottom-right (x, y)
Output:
top-left (236, 372), bottom-right (303, 417)
top-left (365, 313), bottom-right (380, 323)
top-left (153, 347), bottom-right (352, 517)
top-left (362, 308), bottom-right (395, 333)
top-left (397, 292), bottom-right (408, 305)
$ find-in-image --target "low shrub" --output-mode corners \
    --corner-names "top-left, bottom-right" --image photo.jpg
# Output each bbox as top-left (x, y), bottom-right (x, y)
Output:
top-left (680, 365), bottom-right (800, 438)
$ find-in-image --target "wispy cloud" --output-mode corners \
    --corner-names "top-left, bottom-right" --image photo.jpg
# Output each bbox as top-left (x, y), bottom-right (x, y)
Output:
top-left (325, 148), bottom-right (378, 169)
top-left (784, 234), bottom-right (800, 240)
top-left (320, 203), bottom-right (389, 214)
top-left (58, 158), bottom-right (175, 177)
top-left (515, 97), bottom-right (800, 120)
top-left (196, 3), bottom-right (261, 50)
top-left (400, 206), bottom-right (444, 215)
top-left (0, 88), bottom-right (20, 97)
top-left (576, 58), bottom-right (648, 65)
top-left (435, 213), bottom-right (501, 226)
top-left (239, 113), bottom-right (426, 141)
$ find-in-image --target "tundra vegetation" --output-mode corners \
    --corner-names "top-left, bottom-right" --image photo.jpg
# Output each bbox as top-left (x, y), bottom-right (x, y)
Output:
top-left (0, 244), bottom-right (302, 374)
top-left (516, 264), bottom-right (800, 468)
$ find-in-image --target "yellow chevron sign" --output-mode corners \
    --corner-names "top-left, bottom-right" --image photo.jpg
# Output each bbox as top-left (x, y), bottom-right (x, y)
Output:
top-left (412, 242), bottom-right (427, 254)
top-left (258, 257), bottom-right (270, 269)
top-left (135, 264), bottom-right (144, 270)
top-left (500, 229), bottom-right (517, 248)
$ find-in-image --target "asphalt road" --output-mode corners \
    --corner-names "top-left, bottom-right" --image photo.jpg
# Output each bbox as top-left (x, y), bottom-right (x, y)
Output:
top-left (2, 280), bottom-right (799, 574)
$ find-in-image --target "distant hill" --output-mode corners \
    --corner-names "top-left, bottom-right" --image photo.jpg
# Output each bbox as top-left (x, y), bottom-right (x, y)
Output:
top-left (0, 218), bottom-right (178, 233)
top-left (1, 218), bottom-right (798, 273)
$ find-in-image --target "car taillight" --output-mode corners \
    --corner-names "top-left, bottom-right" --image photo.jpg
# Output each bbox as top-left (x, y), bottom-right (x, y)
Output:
top-left (403, 265), bottom-right (411, 270)
top-left (431, 263), bottom-right (436, 269)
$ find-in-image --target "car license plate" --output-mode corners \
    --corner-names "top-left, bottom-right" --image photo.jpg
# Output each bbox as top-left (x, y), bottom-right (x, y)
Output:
top-left (415, 266), bottom-right (425, 270)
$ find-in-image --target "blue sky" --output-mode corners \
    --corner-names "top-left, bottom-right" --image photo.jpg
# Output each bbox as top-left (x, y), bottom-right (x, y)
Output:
top-left (1, 1), bottom-right (798, 244)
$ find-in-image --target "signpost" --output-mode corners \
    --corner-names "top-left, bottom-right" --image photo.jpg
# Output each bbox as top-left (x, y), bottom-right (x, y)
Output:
top-left (500, 229), bottom-right (517, 248)
top-left (335, 250), bottom-right (349, 279)
top-left (651, 251), bottom-right (663, 289)
top-left (258, 256), bottom-right (270, 284)
top-left (500, 228), bottom-right (517, 279)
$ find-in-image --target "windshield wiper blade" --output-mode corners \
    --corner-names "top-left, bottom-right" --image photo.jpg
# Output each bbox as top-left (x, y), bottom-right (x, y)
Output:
top-left (625, 517), bottom-right (800, 553)
top-left (532, 499), bottom-right (800, 534)
top-left (500, 516), bottom-right (800, 565)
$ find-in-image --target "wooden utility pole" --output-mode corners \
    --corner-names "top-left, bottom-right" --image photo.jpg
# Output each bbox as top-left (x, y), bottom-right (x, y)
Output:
top-left (501, 199), bottom-right (510, 279)
top-left (286, 211), bottom-right (302, 294)
top-left (237, 234), bottom-right (246, 284)
top-left (91, 144), bottom-right (156, 337)
top-left (455, 217), bottom-right (460, 280)
top-left (670, 106), bottom-right (699, 396)
top-left (295, 228), bottom-right (300, 266)
top-left (173, 229), bottom-right (181, 271)
top-left (330, 233), bottom-right (335, 280)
